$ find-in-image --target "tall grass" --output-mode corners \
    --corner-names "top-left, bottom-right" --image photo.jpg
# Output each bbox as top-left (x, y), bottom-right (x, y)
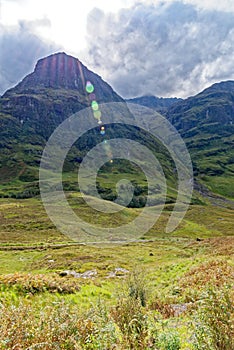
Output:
top-left (0, 267), bottom-right (233, 349)
top-left (193, 287), bottom-right (234, 350)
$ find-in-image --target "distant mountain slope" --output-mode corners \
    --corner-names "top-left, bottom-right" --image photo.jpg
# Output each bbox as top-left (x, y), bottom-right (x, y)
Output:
top-left (166, 81), bottom-right (234, 198)
top-left (167, 80), bottom-right (234, 132)
top-left (126, 95), bottom-right (182, 114)
top-left (129, 82), bottom-right (234, 199)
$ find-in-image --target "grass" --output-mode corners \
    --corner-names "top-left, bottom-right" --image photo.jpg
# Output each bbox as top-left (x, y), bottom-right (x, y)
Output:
top-left (1, 195), bottom-right (233, 245)
top-left (201, 175), bottom-right (234, 199)
top-left (0, 196), bottom-right (233, 348)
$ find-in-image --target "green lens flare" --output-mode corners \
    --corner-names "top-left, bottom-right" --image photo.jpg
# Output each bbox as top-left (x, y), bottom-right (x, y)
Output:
top-left (86, 81), bottom-right (94, 93)
top-left (91, 101), bottom-right (99, 111)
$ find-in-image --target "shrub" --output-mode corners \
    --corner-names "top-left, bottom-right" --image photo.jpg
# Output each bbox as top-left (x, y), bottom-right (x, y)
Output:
top-left (110, 297), bottom-right (149, 349)
top-left (0, 273), bottom-right (80, 294)
top-left (179, 259), bottom-right (234, 302)
top-left (149, 300), bottom-right (176, 319)
top-left (180, 260), bottom-right (233, 290)
top-left (127, 269), bottom-right (148, 307)
top-left (157, 331), bottom-right (181, 350)
top-left (192, 287), bottom-right (234, 350)
top-left (0, 297), bottom-right (120, 349)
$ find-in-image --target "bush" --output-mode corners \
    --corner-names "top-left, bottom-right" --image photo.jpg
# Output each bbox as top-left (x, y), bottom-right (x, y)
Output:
top-left (110, 297), bottom-right (149, 349)
top-left (192, 287), bottom-right (234, 350)
top-left (110, 269), bottom-right (151, 348)
top-left (0, 273), bottom-right (80, 294)
top-left (127, 269), bottom-right (148, 307)
top-left (0, 297), bottom-right (121, 349)
top-left (157, 331), bottom-right (181, 350)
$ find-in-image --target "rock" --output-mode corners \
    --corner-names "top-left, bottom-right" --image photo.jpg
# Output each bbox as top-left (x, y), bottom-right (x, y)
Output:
top-left (81, 270), bottom-right (97, 279)
top-left (106, 267), bottom-right (129, 278)
top-left (59, 269), bottom-right (97, 279)
top-left (59, 271), bottom-right (70, 277)
top-left (170, 303), bottom-right (191, 316)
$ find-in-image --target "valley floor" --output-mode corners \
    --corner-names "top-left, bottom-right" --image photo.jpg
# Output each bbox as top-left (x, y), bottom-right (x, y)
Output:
top-left (0, 197), bottom-right (233, 349)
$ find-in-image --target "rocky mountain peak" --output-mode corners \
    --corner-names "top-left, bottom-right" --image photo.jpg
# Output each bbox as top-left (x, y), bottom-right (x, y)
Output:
top-left (2, 52), bottom-right (124, 105)
top-left (6, 52), bottom-right (94, 92)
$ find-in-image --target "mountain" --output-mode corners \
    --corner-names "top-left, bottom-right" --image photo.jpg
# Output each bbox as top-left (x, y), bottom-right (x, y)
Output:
top-left (1, 52), bottom-right (126, 140)
top-left (0, 52), bottom-right (129, 190)
top-left (167, 81), bottom-right (234, 132)
top-left (126, 95), bottom-right (182, 114)
top-left (166, 81), bottom-right (234, 199)
top-left (0, 52), bottom-right (175, 204)
top-left (0, 52), bottom-right (233, 202)
top-left (127, 82), bottom-right (234, 199)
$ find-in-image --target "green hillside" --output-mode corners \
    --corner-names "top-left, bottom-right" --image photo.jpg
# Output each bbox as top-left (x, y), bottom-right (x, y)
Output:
top-left (0, 53), bottom-right (233, 204)
top-left (0, 53), bottom-right (233, 350)
top-left (128, 82), bottom-right (234, 200)
top-left (166, 81), bottom-right (234, 199)
top-left (0, 52), bottom-right (178, 206)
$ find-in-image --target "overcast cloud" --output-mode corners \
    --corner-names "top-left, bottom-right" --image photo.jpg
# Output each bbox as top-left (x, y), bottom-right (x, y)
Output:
top-left (0, 19), bottom-right (60, 95)
top-left (85, 1), bottom-right (234, 98)
top-left (0, 0), bottom-right (234, 98)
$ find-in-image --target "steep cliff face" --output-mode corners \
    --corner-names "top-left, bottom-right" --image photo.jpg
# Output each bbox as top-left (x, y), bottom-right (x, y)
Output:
top-left (3, 52), bottom-right (125, 101)
top-left (0, 52), bottom-right (126, 139)
top-left (0, 52), bottom-right (132, 186)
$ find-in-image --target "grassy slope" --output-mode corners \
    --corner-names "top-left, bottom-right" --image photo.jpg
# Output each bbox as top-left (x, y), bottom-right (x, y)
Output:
top-left (167, 83), bottom-right (234, 200)
top-left (0, 196), bottom-right (233, 348)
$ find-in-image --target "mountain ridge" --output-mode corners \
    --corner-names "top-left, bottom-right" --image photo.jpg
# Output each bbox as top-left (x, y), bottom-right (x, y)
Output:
top-left (0, 52), bottom-right (129, 184)
top-left (126, 81), bottom-right (234, 199)
top-left (0, 52), bottom-right (233, 200)
top-left (126, 95), bottom-right (182, 114)
top-left (0, 52), bottom-right (176, 205)
top-left (0, 52), bottom-right (129, 140)
top-left (3, 52), bottom-right (124, 103)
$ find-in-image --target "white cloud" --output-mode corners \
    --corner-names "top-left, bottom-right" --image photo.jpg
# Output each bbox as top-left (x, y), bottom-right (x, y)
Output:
top-left (0, 0), bottom-right (234, 97)
top-left (0, 0), bottom-right (141, 95)
top-left (0, 0), bottom-right (136, 53)
top-left (0, 19), bottom-right (60, 95)
top-left (184, 0), bottom-right (234, 12)
top-left (125, 0), bottom-right (234, 13)
top-left (85, 2), bottom-right (234, 97)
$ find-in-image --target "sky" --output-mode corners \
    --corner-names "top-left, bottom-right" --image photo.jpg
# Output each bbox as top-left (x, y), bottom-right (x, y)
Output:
top-left (0, 0), bottom-right (234, 98)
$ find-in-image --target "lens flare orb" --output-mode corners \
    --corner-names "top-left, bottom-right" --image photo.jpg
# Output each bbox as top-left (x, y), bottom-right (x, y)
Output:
top-left (91, 101), bottom-right (99, 111)
top-left (85, 81), bottom-right (94, 93)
